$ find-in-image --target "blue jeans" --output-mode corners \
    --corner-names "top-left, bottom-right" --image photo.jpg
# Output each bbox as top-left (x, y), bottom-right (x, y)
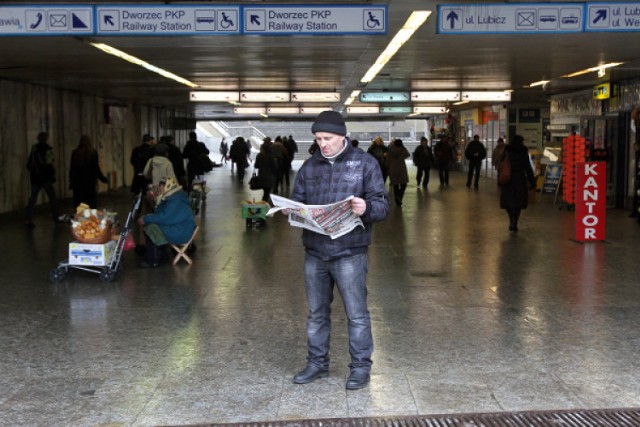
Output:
top-left (304, 252), bottom-right (372, 372)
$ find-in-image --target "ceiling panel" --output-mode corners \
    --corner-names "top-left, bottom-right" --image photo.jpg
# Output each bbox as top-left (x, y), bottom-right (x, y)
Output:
top-left (0, 0), bottom-right (639, 120)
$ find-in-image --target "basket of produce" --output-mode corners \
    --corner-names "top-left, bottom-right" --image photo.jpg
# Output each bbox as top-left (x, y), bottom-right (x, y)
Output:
top-left (70, 204), bottom-right (116, 244)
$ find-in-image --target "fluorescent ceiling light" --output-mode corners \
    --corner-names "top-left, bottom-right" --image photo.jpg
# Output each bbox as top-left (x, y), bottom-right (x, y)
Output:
top-left (360, 11), bottom-right (431, 84)
top-left (267, 107), bottom-right (300, 114)
top-left (361, 63), bottom-right (385, 84)
top-left (89, 42), bottom-right (198, 88)
top-left (300, 107), bottom-right (333, 115)
top-left (453, 100), bottom-right (470, 106)
top-left (190, 91), bottom-right (239, 102)
top-left (562, 62), bottom-right (624, 78)
top-left (240, 92), bottom-right (289, 102)
top-left (291, 92), bottom-right (340, 102)
top-left (347, 106), bottom-right (380, 114)
top-left (234, 107), bottom-right (267, 115)
top-left (528, 80), bottom-right (549, 88)
top-left (411, 91), bottom-right (460, 101)
top-left (461, 91), bottom-right (512, 102)
top-left (413, 106), bottom-right (447, 114)
top-left (344, 90), bottom-right (361, 106)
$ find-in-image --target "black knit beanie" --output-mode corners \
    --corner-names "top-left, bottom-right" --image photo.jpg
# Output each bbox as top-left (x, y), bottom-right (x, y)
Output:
top-left (311, 111), bottom-right (347, 136)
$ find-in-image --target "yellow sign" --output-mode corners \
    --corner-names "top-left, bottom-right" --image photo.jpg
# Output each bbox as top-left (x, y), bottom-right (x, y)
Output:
top-left (593, 83), bottom-right (610, 100)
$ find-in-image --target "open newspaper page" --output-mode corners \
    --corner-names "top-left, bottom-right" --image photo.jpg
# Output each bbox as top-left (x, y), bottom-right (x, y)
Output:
top-left (267, 194), bottom-right (364, 239)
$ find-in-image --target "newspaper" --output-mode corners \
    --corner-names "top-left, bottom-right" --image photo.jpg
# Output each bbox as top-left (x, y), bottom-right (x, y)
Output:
top-left (267, 194), bottom-right (364, 239)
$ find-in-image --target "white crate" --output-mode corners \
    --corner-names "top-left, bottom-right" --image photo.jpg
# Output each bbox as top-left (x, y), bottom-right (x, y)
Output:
top-left (69, 240), bottom-right (116, 266)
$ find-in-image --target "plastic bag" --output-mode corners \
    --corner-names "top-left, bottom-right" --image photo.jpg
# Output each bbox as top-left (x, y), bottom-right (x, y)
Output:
top-left (123, 232), bottom-right (136, 252)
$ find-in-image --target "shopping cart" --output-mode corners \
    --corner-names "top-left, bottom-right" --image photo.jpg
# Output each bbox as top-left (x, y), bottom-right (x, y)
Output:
top-left (49, 192), bottom-right (143, 283)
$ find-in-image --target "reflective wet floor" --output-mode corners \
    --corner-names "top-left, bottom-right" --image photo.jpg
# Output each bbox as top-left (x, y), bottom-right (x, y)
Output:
top-left (2, 163), bottom-right (640, 426)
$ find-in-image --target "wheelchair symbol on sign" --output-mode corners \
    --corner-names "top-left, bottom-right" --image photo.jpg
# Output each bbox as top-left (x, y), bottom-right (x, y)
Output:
top-left (366, 11), bottom-right (382, 28)
top-left (220, 12), bottom-right (233, 29)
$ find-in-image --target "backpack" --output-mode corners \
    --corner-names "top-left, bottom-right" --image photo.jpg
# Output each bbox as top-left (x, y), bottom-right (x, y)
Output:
top-left (26, 145), bottom-right (52, 179)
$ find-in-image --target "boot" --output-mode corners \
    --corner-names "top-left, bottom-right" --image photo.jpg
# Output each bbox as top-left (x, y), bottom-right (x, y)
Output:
top-left (513, 209), bottom-right (521, 232)
top-left (508, 209), bottom-right (517, 232)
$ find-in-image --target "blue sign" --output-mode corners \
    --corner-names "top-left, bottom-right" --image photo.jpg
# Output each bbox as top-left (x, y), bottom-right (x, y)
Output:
top-left (0, 5), bottom-right (93, 35)
top-left (438, 3), bottom-right (584, 34)
top-left (360, 92), bottom-right (410, 102)
top-left (586, 2), bottom-right (640, 32)
top-left (542, 163), bottom-right (563, 194)
top-left (96, 5), bottom-right (240, 35)
top-left (243, 5), bottom-right (386, 35)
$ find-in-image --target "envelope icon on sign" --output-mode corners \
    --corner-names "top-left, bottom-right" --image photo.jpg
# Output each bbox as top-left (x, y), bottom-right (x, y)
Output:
top-left (50, 13), bottom-right (67, 28)
top-left (517, 11), bottom-right (534, 26)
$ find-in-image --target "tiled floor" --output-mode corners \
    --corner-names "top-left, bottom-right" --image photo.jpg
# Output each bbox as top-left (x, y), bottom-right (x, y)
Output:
top-left (2, 162), bottom-right (640, 427)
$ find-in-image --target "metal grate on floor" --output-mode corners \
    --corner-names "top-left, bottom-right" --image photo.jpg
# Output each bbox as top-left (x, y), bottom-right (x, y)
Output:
top-left (177, 408), bottom-right (640, 427)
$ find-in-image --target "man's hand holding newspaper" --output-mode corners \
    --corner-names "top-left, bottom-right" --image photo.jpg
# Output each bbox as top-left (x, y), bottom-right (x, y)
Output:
top-left (267, 194), bottom-right (364, 239)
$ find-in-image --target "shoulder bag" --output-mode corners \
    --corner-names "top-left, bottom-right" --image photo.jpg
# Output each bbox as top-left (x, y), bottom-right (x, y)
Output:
top-left (497, 155), bottom-right (512, 186)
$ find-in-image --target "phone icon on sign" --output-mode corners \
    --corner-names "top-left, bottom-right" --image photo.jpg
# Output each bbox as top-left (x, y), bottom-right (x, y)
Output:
top-left (30, 12), bottom-right (43, 29)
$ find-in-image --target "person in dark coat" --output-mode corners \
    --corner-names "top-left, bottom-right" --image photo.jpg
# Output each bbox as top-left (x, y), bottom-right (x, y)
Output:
top-left (367, 136), bottom-right (388, 184)
top-left (500, 134), bottom-right (536, 233)
top-left (182, 131), bottom-right (209, 190)
top-left (254, 142), bottom-right (277, 203)
top-left (25, 131), bottom-right (62, 227)
top-left (465, 134), bottom-right (487, 189)
top-left (413, 136), bottom-right (434, 188)
top-left (130, 134), bottom-right (155, 194)
top-left (69, 135), bottom-right (108, 208)
top-left (229, 136), bottom-right (250, 181)
top-left (434, 135), bottom-right (454, 186)
top-left (164, 135), bottom-right (186, 189)
top-left (386, 139), bottom-right (410, 206)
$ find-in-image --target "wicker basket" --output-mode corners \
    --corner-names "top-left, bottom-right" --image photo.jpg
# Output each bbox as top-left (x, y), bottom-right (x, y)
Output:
top-left (71, 218), bottom-right (114, 244)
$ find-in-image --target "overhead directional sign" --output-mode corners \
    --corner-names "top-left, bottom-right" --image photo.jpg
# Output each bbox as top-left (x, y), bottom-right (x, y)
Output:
top-left (243, 5), bottom-right (386, 34)
top-left (380, 106), bottom-right (412, 114)
top-left (586, 3), bottom-right (640, 31)
top-left (0, 5), bottom-right (93, 35)
top-left (438, 3), bottom-right (584, 34)
top-left (360, 92), bottom-right (409, 102)
top-left (96, 5), bottom-right (240, 35)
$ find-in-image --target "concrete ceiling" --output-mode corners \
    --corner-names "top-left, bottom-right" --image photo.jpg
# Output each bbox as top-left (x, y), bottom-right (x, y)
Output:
top-left (2, 0), bottom-right (640, 120)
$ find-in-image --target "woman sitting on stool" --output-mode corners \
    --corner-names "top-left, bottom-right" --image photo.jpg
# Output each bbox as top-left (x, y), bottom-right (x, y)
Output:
top-left (137, 177), bottom-right (196, 268)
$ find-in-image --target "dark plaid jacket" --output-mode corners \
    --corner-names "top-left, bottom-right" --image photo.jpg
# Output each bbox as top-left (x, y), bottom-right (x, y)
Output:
top-left (290, 141), bottom-right (389, 260)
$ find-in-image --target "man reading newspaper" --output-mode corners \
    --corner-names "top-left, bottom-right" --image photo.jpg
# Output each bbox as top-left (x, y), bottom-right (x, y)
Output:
top-left (286, 111), bottom-right (389, 390)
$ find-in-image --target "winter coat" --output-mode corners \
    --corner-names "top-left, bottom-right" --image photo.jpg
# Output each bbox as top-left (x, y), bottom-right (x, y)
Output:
top-left (413, 145), bottom-right (433, 169)
top-left (167, 144), bottom-right (185, 179)
top-left (465, 140), bottom-right (487, 164)
top-left (367, 144), bottom-right (388, 174)
top-left (254, 149), bottom-right (277, 190)
top-left (229, 140), bottom-right (250, 168)
top-left (69, 145), bottom-right (108, 205)
top-left (434, 140), bottom-right (454, 163)
top-left (143, 190), bottom-right (196, 245)
top-left (290, 142), bottom-right (389, 261)
top-left (492, 143), bottom-right (506, 169)
top-left (182, 139), bottom-right (210, 176)
top-left (386, 144), bottom-right (410, 185)
top-left (500, 144), bottom-right (536, 210)
top-left (130, 143), bottom-right (154, 193)
top-left (143, 156), bottom-right (177, 187)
